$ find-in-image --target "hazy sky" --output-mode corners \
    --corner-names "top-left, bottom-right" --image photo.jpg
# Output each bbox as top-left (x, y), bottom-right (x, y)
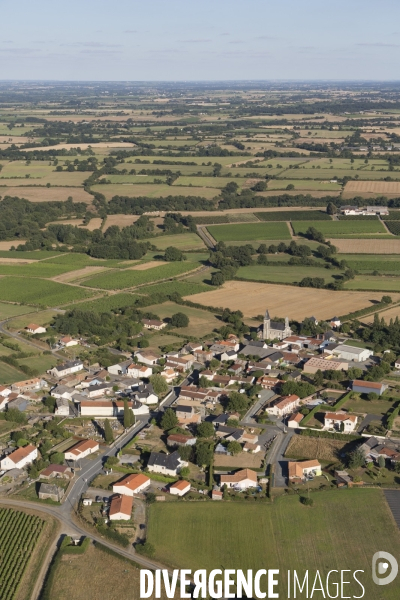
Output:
top-left (1, 0), bottom-right (400, 81)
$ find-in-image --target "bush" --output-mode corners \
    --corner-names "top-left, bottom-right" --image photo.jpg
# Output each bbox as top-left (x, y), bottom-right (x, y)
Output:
top-left (135, 541), bottom-right (155, 557)
top-left (300, 496), bottom-right (314, 506)
top-left (170, 312), bottom-right (189, 328)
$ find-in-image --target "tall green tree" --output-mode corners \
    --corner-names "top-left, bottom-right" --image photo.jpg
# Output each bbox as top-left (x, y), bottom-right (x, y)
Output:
top-left (160, 408), bottom-right (178, 431)
top-left (104, 419), bottom-right (114, 444)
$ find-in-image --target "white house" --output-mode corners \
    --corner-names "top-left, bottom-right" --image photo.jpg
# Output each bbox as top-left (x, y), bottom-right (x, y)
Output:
top-left (288, 413), bottom-right (304, 428)
top-left (25, 324), bottom-right (46, 334)
top-left (169, 480), bottom-right (190, 496)
top-left (135, 351), bottom-right (159, 366)
top-left (331, 344), bottom-right (373, 362)
top-left (109, 494), bottom-right (133, 521)
top-left (55, 397), bottom-right (70, 416)
top-left (64, 439), bottom-right (99, 461)
top-left (127, 364), bottom-right (152, 378)
top-left (78, 400), bottom-right (149, 418)
top-left (132, 383), bottom-right (158, 405)
top-left (11, 378), bottom-right (47, 393)
top-left (160, 368), bottom-right (178, 383)
top-left (288, 460), bottom-right (322, 480)
top-left (60, 336), bottom-right (79, 347)
top-left (0, 445), bottom-right (38, 471)
top-left (324, 412), bottom-right (357, 433)
top-left (220, 468), bottom-right (258, 490)
top-left (112, 473), bottom-right (150, 496)
top-left (142, 319), bottom-right (167, 331)
top-left (48, 360), bottom-right (83, 379)
top-left (147, 451), bottom-right (187, 477)
top-left (266, 395), bottom-right (300, 417)
top-left (51, 385), bottom-right (74, 400)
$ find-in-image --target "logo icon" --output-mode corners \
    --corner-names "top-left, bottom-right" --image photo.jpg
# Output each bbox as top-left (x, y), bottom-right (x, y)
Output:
top-left (372, 552), bottom-right (398, 585)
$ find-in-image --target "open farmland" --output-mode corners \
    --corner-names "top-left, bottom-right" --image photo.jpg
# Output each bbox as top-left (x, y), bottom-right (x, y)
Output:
top-left (0, 277), bottom-right (93, 306)
top-left (236, 264), bottom-right (340, 285)
top-left (332, 238), bottom-right (400, 253)
top-left (255, 210), bottom-right (331, 221)
top-left (0, 186), bottom-right (93, 203)
top-left (340, 255), bottom-right (400, 272)
top-left (143, 301), bottom-right (222, 337)
top-left (344, 276), bottom-right (400, 292)
top-left (151, 233), bottom-right (205, 250)
top-left (292, 219), bottom-right (387, 237)
top-left (83, 261), bottom-right (199, 290)
top-left (147, 490), bottom-right (400, 600)
top-left (345, 180), bottom-right (400, 195)
top-left (91, 183), bottom-right (219, 200)
top-left (207, 222), bottom-right (291, 241)
top-left (63, 293), bottom-right (139, 312)
top-left (186, 281), bottom-right (399, 320)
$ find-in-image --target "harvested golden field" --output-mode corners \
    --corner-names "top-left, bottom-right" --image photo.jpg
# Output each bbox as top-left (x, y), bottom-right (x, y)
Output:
top-left (0, 240), bottom-right (26, 250)
top-left (0, 186), bottom-right (93, 203)
top-left (214, 452), bottom-right (263, 468)
top-left (0, 258), bottom-right (35, 264)
top-left (85, 218), bottom-right (103, 231)
top-left (363, 304), bottom-right (400, 324)
top-left (91, 183), bottom-right (219, 200)
top-left (22, 141), bottom-right (136, 151)
top-left (331, 238), bottom-right (400, 254)
top-left (104, 214), bottom-right (140, 228)
top-left (285, 435), bottom-right (352, 461)
top-left (129, 260), bottom-right (167, 271)
top-left (345, 180), bottom-right (400, 194)
top-left (186, 281), bottom-right (400, 320)
top-left (52, 266), bottom-right (109, 283)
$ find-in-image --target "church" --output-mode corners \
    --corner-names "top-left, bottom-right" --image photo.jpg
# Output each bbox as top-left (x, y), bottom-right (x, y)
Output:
top-left (262, 309), bottom-right (292, 341)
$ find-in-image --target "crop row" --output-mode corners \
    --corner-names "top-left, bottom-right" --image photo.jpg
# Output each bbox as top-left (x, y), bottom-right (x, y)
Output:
top-left (384, 221), bottom-right (400, 236)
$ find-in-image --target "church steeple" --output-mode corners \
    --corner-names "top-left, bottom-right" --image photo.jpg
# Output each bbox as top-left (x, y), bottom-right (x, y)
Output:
top-left (265, 309), bottom-right (270, 320)
top-left (263, 309), bottom-right (270, 340)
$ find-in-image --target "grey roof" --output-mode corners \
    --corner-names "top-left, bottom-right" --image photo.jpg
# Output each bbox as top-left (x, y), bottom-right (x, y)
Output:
top-left (56, 398), bottom-right (69, 408)
top-left (52, 385), bottom-right (72, 395)
top-left (54, 360), bottom-right (83, 372)
top-left (87, 383), bottom-right (113, 392)
top-left (213, 414), bottom-right (230, 425)
top-left (246, 340), bottom-right (267, 348)
top-left (39, 483), bottom-right (61, 495)
top-left (241, 345), bottom-right (272, 359)
top-left (269, 321), bottom-right (286, 331)
top-left (265, 309), bottom-right (270, 319)
top-left (175, 405), bottom-right (193, 414)
top-left (148, 451), bottom-right (181, 470)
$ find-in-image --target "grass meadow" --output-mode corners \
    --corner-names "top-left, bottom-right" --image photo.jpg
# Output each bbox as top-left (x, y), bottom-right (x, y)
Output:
top-left (0, 277), bottom-right (93, 306)
top-left (292, 220), bottom-right (387, 237)
top-left (147, 489), bottom-right (400, 600)
top-left (208, 222), bottom-right (291, 241)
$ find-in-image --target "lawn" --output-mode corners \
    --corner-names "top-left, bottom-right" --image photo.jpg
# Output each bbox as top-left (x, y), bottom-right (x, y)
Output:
top-left (151, 233), bottom-right (205, 250)
top-left (0, 302), bottom-right (36, 320)
top-left (144, 301), bottom-right (222, 337)
top-left (18, 354), bottom-right (57, 372)
top-left (147, 489), bottom-right (400, 599)
top-left (342, 395), bottom-right (395, 416)
top-left (7, 309), bottom-right (59, 330)
top-left (344, 276), bottom-right (400, 292)
top-left (292, 220), bottom-right (387, 237)
top-left (0, 277), bottom-right (93, 306)
top-left (208, 222), bottom-right (291, 242)
top-left (267, 179), bottom-right (341, 191)
top-left (236, 264), bottom-right (340, 285)
top-left (83, 261), bottom-right (199, 290)
top-left (0, 361), bottom-right (26, 384)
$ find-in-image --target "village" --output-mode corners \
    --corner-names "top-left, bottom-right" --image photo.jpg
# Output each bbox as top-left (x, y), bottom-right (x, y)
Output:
top-left (0, 306), bottom-right (399, 544)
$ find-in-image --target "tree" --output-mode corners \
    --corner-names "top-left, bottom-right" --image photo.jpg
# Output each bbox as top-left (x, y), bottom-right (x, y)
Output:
top-left (44, 396), bottom-right (57, 411)
top-left (49, 452), bottom-right (64, 465)
top-left (252, 181), bottom-right (267, 192)
top-left (280, 381), bottom-right (315, 399)
top-left (378, 455), bottom-right (386, 468)
top-left (381, 295), bottom-right (392, 304)
top-left (227, 391), bottom-right (249, 412)
top-left (149, 374), bottom-right (168, 397)
top-left (286, 184), bottom-right (294, 190)
top-left (178, 445), bottom-right (192, 461)
top-left (227, 441), bottom-right (242, 455)
top-left (104, 420), bottom-right (114, 444)
top-left (211, 272), bottom-right (225, 286)
top-left (368, 392), bottom-right (379, 401)
top-left (199, 375), bottom-right (210, 388)
top-left (138, 338), bottom-right (149, 348)
top-left (257, 254), bottom-right (268, 265)
top-left (160, 408), bottom-right (178, 431)
top-left (164, 246), bottom-right (185, 262)
top-left (105, 456), bottom-right (119, 468)
top-left (180, 466), bottom-right (190, 478)
top-left (197, 421), bottom-right (215, 438)
top-left (348, 448), bottom-right (365, 469)
top-left (123, 398), bottom-right (130, 428)
top-left (313, 369), bottom-right (324, 387)
top-left (326, 202), bottom-right (337, 215)
top-left (170, 312), bottom-right (189, 328)
top-left (136, 542), bottom-right (155, 557)
top-left (210, 358), bottom-right (220, 370)
top-left (195, 441), bottom-right (213, 467)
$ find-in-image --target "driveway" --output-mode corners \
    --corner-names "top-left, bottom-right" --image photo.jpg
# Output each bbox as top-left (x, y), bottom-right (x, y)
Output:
top-left (357, 413), bottom-right (383, 434)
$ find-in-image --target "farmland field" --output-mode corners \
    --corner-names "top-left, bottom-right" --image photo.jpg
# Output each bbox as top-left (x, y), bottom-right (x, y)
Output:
top-left (151, 233), bottom-right (205, 250)
top-left (332, 238), bottom-right (400, 253)
top-left (236, 264), bottom-right (339, 285)
top-left (0, 362), bottom-right (29, 385)
top-left (186, 281), bottom-right (399, 320)
top-left (147, 489), bottom-right (400, 599)
top-left (345, 180), bottom-right (400, 194)
top-left (254, 210), bottom-right (331, 221)
top-left (292, 220), bottom-right (387, 237)
top-left (91, 183), bottom-right (219, 200)
top-left (0, 186), bottom-right (93, 203)
top-left (0, 303), bottom-right (35, 320)
top-left (83, 261), bottom-right (199, 290)
top-left (267, 179), bottom-right (341, 191)
top-left (340, 255), bottom-right (400, 272)
top-left (63, 293), bottom-right (140, 312)
top-left (0, 277), bottom-right (93, 306)
top-left (344, 276), bottom-right (400, 292)
top-left (285, 435), bottom-right (356, 461)
top-left (143, 301), bottom-right (222, 337)
top-left (139, 280), bottom-right (212, 296)
top-left (207, 222), bottom-right (291, 241)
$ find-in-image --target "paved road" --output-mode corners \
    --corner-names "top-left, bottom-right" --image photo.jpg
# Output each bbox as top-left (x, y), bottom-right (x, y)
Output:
top-left (0, 317), bottom-right (66, 360)
top-left (267, 430), bottom-right (295, 487)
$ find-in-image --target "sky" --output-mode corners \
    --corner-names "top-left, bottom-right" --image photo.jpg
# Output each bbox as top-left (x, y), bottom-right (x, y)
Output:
top-left (1, 0), bottom-right (400, 81)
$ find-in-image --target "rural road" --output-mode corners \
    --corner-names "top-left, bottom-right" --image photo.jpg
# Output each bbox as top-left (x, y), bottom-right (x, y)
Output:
top-left (0, 317), bottom-right (66, 360)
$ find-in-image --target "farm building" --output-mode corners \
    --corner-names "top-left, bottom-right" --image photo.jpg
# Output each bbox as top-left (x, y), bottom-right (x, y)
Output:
top-left (220, 468), bottom-right (258, 490)
top-left (147, 451), bottom-right (187, 477)
top-left (38, 483), bottom-right (64, 502)
top-left (351, 380), bottom-right (387, 396)
top-left (142, 318), bottom-right (167, 331)
top-left (288, 413), bottom-right (304, 428)
top-left (169, 480), bottom-right (191, 496)
top-left (0, 445), bottom-right (38, 471)
top-left (324, 412), bottom-right (357, 433)
top-left (109, 494), bottom-right (133, 521)
top-left (64, 439), bottom-right (99, 461)
top-left (78, 400), bottom-right (149, 417)
top-left (40, 464), bottom-right (72, 479)
top-left (266, 395), bottom-right (300, 417)
top-left (113, 473), bottom-right (150, 496)
top-left (303, 356), bottom-right (348, 374)
top-left (48, 360), bottom-right (84, 378)
top-left (331, 344), bottom-right (373, 362)
top-left (288, 460), bottom-right (322, 480)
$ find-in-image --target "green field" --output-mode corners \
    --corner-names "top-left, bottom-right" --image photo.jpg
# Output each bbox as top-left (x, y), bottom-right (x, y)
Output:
top-left (0, 251), bottom-right (61, 259)
top-left (344, 276), bottom-right (400, 292)
top-left (236, 264), bottom-right (339, 284)
top-left (18, 354), bottom-right (57, 372)
top-left (151, 233), bottom-right (205, 250)
top-left (255, 210), bottom-right (331, 221)
top-left (0, 361), bottom-right (27, 384)
top-left (63, 293), bottom-right (140, 312)
top-left (267, 179), bottom-right (341, 191)
top-left (173, 176), bottom-right (244, 189)
top-left (0, 303), bottom-right (36, 320)
top-left (139, 280), bottom-right (212, 296)
top-left (0, 263), bottom-right (88, 278)
top-left (292, 220), bottom-right (387, 237)
top-left (208, 222), bottom-right (291, 241)
top-left (84, 261), bottom-right (199, 290)
top-left (147, 489), bottom-right (400, 599)
top-left (0, 277), bottom-right (93, 306)
top-left (341, 255), bottom-right (400, 273)
top-left (144, 301), bottom-right (222, 337)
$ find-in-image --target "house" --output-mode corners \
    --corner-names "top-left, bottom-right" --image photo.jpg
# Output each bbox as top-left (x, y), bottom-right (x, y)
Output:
top-left (241, 432), bottom-right (258, 444)
top-left (160, 368), bottom-right (178, 383)
top-left (324, 412), bottom-right (357, 433)
top-left (55, 397), bottom-right (70, 416)
top-left (78, 400), bottom-right (149, 418)
top-left (40, 464), bottom-right (72, 479)
top-left (243, 442), bottom-right (261, 453)
top-left (38, 483), bottom-right (64, 502)
top-left (330, 317), bottom-right (341, 329)
top-left (220, 468), bottom-right (258, 490)
top-left (142, 318), bottom-right (167, 331)
top-left (174, 405), bottom-right (201, 424)
top-left (257, 375), bottom-right (282, 390)
top-left (165, 354), bottom-right (194, 371)
top-left (194, 350), bottom-right (213, 364)
top-left (351, 380), bottom-right (387, 396)
top-left (11, 378), bottom-right (47, 393)
top-left (7, 397), bottom-right (29, 412)
top-left (131, 383), bottom-right (158, 405)
top-left (228, 363), bottom-right (243, 375)
top-left (185, 342), bottom-right (203, 354)
top-left (82, 498), bottom-right (92, 506)
top-left (288, 412), bottom-right (304, 428)
top-left (107, 360), bottom-right (132, 376)
top-left (169, 480), bottom-right (190, 496)
top-left (25, 323), bottom-right (46, 334)
top-left (60, 336), bottom-right (79, 347)
top-left (266, 395), bottom-right (300, 417)
top-left (51, 385), bottom-right (74, 400)
top-left (0, 445), bottom-right (38, 471)
top-left (167, 434), bottom-right (196, 447)
top-left (288, 460), bottom-right (322, 480)
top-left (83, 382), bottom-right (114, 399)
top-left (0, 386), bottom-right (11, 398)
top-left (395, 357), bottom-right (400, 370)
top-left (212, 489), bottom-right (223, 500)
top-left (303, 356), bottom-right (348, 374)
top-left (263, 309), bottom-right (292, 341)
top-left (332, 344), bottom-right (373, 362)
top-left (109, 494), bottom-right (133, 521)
top-left (112, 473), bottom-right (150, 496)
top-left (127, 364), bottom-right (153, 378)
top-left (64, 439), bottom-right (99, 461)
top-left (220, 350), bottom-right (238, 362)
top-left (147, 451), bottom-right (187, 477)
top-left (48, 360), bottom-right (84, 379)
top-left (135, 350), bottom-right (159, 366)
